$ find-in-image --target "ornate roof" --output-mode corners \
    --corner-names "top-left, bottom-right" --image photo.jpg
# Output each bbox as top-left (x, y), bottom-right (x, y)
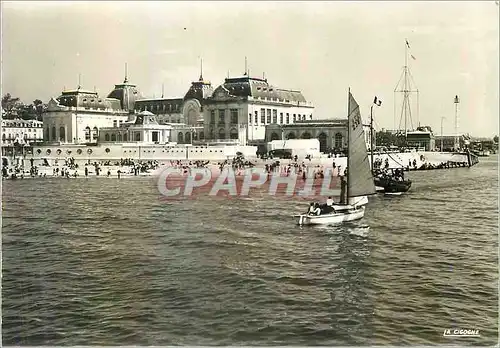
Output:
top-left (106, 78), bottom-right (143, 111)
top-left (212, 76), bottom-right (308, 103)
top-left (134, 111), bottom-right (159, 125)
top-left (184, 80), bottom-right (214, 102)
top-left (56, 89), bottom-right (122, 110)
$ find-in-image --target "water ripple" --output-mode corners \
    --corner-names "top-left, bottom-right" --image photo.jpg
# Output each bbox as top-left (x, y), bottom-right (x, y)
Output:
top-left (2, 157), bottom-right (498, 345)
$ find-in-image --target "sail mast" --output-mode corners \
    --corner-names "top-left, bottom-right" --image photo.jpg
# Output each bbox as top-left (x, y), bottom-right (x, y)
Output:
top-left (347, 87), bottom-right (351, 200)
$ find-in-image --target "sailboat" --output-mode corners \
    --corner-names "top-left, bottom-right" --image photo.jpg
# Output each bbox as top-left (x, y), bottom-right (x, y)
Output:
top-left (295, 90), bottom-right (376, 226)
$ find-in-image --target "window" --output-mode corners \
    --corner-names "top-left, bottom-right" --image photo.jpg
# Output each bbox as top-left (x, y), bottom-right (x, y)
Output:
top-left (280, 112), bottom-right (283, 124)
top-left (135, 133), bottom-right (141, 141)
top-left (230, 109), bottom-right (238, 124)
top-left (152, 131), bottom-right (159, 142)
top-left (293, 114), bottom-right (297, 122)
top-left (272, 109), bottom-right (277, 124)
top-left (51, 126), bottom-right (56, 141)
top-left (254, 111), bottom-right (258, 124)
top-left (59, 127), bottom-right (65, 142)
top-left (105, 133), bottom-right (110, 141)
top-left (260, 109), bottom-right (265, 124)
top-left (267, 109), bottom-right (271, 124)
top-left (248, 113), bottom-right (252, 124)
top-left (113, 120), bottom-right (117, 127)
top-left (310, 114), bottom-right (313, 120)
top-left (85, 126), bottom-right (91, 140)
top-left (218, 128), bottom-right (225, 139)
top-left (111, 134), bottom-right (116, 141)
top-left (286, 113), bottom-right (290, 124)
top-left (218, 109), bottom-right (225, 123)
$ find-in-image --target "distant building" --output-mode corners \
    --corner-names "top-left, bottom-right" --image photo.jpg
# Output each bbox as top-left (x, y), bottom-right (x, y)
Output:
top-left (406, 130), bottom-right (436, 151)
top-left (434, 134), bottom-right (470, 151)
top-left (43, 75), bottom-right (143, 144)
top-left (203, 75), bottom-right (314, 145)
top-left (98, 111), bottom-right (172, 144)
top-left (266, 119), bottom-right (371, 153)
top-left (1, 119), bottom-right (44, 157)
top-left (133, 74), bottom-right (214, 129)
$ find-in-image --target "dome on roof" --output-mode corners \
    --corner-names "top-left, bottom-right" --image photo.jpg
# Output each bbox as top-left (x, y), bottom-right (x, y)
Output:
top-left (107, 79), bottom-right (143, 111)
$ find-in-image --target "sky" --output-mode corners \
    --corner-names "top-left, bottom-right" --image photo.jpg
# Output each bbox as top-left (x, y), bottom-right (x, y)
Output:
top-left (2, 1), bottom-right (499, 137)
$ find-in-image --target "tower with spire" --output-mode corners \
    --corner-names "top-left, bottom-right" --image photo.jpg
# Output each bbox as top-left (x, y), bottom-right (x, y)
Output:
top-left (107, 63), bottom-right (143, 112)
top-left (184, 57), bottom-right (214, 102)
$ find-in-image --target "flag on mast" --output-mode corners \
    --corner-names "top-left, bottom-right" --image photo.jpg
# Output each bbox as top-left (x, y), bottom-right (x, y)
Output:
top-left (406, 39), bottom-right (410, 48)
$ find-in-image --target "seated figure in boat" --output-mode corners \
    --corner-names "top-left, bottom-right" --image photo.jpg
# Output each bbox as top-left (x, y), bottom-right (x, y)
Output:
top-left (317, 197), bottom-right (336, 214)
top-left (307, 202), bottom-right (323, 216)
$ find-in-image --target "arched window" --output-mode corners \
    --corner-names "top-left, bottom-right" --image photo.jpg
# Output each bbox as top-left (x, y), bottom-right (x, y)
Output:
top-left (85, 126), bottom-right (91, 140)
top-left (199, 131), bottom-right (204, 140)
top-left (51, 126), bottom-right (56, 141)
top-left (270, 132), bottom-right (280, 141)
top-left (229, 128), bottom-right (238, 140)
top-left (59, 126), bottom-right (65, 142)
top-left (123, 133), bottom-right (128, 142)
top-left (117, 133), bottom-right (122, 142)
top-left (92, 127), bottom-right (98, 140)
top-left (286, 132), bottom-right (296, 140)
top-left (111, 134), bottom-right (116, 141)
top-left (185, 132), bottom-right (191, 144)
top-left (2, 134), bottom-right (5, 141)
top-left (178, 132), bottom-right (184, 143)
top-left (334, 133), bottom-right (343, 149)
top-left (301, 132), bottom-right (311, 139)
top-left (318, 132), bottom-right (327, 153)
top-left (218, 128), bottom-right (225, 140)
top-left (44, 127), bottom-right (49, 141)
top-left (105, 133), bottom-right (110, 141)
top-left (135, 133), bottom-right (141, 141)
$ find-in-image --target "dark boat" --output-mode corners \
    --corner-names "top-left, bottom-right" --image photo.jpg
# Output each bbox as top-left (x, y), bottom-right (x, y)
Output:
top-left (373, 169), bottom-right (412, 194)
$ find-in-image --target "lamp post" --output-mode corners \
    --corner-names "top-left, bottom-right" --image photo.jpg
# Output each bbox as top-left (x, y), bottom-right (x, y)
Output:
top-left (454, 95), bottom-right (460, 151)
top-left (440, 116), bottom-right (446, 152)
top-left (370, 96), bottom-right (382, 171)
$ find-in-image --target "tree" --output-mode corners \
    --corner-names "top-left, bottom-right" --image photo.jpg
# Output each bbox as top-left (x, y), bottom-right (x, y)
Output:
top-left (33, 99), bottom-right (45, 120)
top-left (2, 93), bottom-right (22, 113)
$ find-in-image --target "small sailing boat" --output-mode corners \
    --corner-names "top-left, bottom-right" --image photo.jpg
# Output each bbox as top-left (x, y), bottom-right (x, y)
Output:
top-left (295, 90), bottom-right (376, 226)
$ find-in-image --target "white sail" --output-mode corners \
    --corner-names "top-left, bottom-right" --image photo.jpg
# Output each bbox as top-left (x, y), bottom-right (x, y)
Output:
top-left (347, 91), bottom-right (376, 198)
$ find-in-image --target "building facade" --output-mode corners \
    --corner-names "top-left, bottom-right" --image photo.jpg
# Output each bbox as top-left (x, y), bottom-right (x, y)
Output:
top-left (265, 119), bottom-right (371, 153)
top-left (133, 74), bottom-right (214, 130)
top-left (98, 111), bottom-right (173, 144)
top-left (203, 76), bottom-right (314, 145)
top-left (406, 130), bottom-right (436, 151)
top-left (1, 119), bottom-right (44, 156)
top-left (42, 76), bottom-right (143, 144)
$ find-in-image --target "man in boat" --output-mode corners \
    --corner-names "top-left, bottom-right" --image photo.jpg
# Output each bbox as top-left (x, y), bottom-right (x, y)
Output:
top-left (339, 175), bottom-right (347, 204)
top-left (307, 203), bottom-right (322, 216)
top-left (326, 196), bottom-right (334, 206)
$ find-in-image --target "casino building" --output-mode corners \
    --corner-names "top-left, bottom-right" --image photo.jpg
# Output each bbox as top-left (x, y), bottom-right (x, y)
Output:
top-left (202, 74), bottom-right (314, 145)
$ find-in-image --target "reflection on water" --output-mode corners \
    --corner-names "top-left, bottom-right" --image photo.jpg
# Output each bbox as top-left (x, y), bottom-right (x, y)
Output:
top-left (2, 156), bottom-right (498, 345)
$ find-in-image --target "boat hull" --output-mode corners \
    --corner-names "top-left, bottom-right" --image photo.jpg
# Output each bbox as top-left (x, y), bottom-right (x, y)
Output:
top-left (295, 206), bottom-right (365, 226)
top-left (374, 177), bottom-right (412, 193)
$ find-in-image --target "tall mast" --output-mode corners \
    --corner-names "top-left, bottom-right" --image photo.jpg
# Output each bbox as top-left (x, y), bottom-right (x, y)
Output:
top-left (347, 87), bottom-right (351, 200)
top-left (454, 95), bottom-right (460, 150)
top-left (394, 39), bottom-right (419, 138)
top-left (199, 57), bottom-right (203, 81)
top-left (370, 105), bottom-right (374, 172)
